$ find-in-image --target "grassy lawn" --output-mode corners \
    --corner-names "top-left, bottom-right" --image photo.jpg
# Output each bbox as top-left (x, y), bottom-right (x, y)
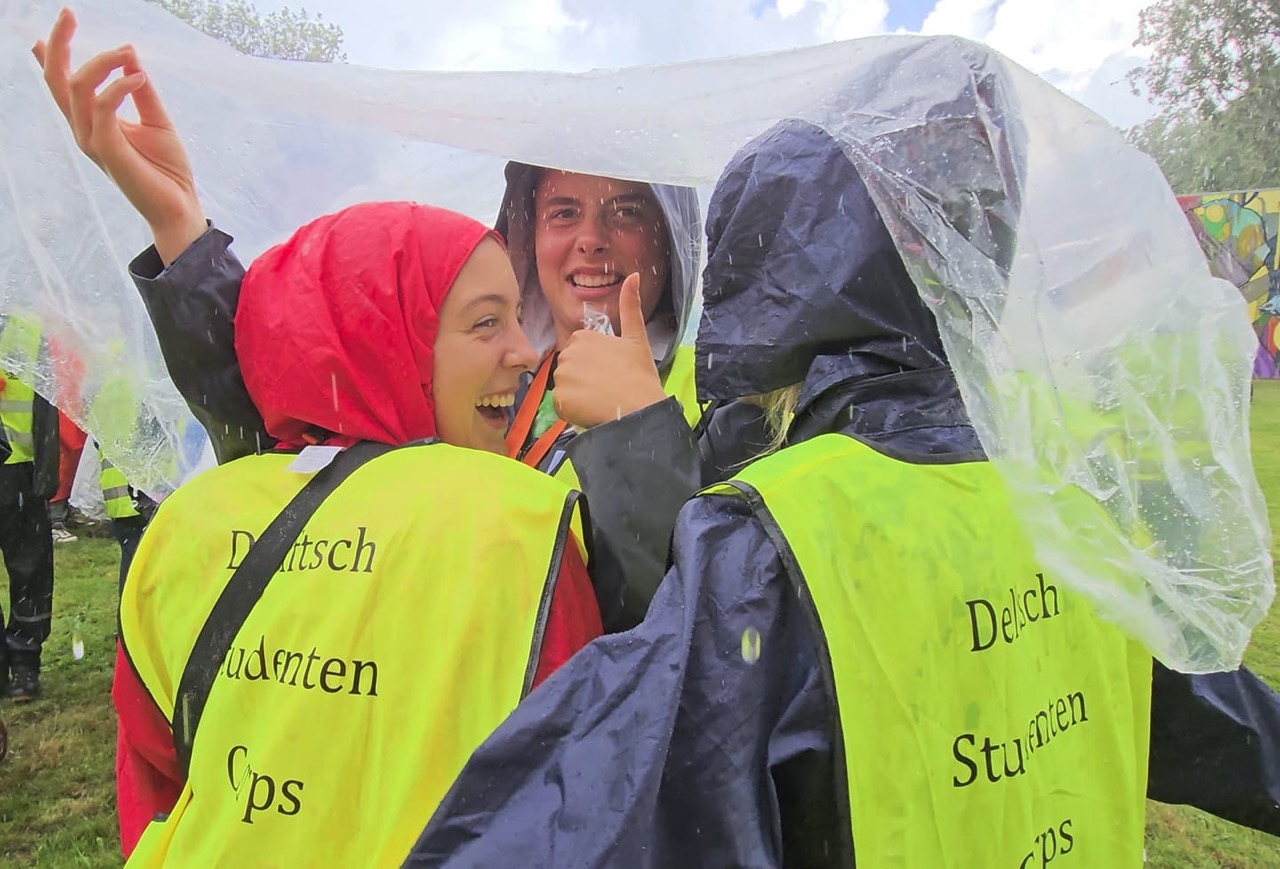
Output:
top-left (0, 382), bottom-right (1278, 867)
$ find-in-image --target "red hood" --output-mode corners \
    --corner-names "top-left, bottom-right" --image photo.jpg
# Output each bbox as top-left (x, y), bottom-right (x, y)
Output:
top-left (236, 201), bottom-right (497, 448)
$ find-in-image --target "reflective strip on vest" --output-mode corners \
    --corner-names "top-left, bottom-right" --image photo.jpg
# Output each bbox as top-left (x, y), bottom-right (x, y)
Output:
top-left (120, 444), bottom-right (583, 866)
top-left (0, 316), bottom-right (41, 465)
top-left (714, 434), bottom-right (1152, 868)
top-left (548, 344), bottom-right (702, 491)
top-left (99, 458), bottom-right (139, 519)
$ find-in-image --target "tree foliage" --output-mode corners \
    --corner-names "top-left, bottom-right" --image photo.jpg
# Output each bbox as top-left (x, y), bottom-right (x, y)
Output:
top-left (1127, 0), bottom-right (1280, 192)
top-left (147, 0), bottom-right (346, 63)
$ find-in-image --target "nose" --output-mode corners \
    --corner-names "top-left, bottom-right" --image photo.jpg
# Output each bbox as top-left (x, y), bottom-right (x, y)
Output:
top-left (506, 319), bottom-right (539, 372)
top-left (575, 214), bottom-right (609, 256)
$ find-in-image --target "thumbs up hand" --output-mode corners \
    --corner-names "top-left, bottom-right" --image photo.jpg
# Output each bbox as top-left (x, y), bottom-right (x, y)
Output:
top-left (554, 273), bottom-right (668, 430)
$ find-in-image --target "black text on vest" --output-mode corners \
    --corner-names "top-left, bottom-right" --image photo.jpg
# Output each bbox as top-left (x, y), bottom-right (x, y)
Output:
top-left (226, 527), bottom-right (378, 574)
top-left (227, 744), bottom-right (304, 823)
top-left (222, 635), bottom-right (379, 697)
top-left (1019, 818), bottom-right (1075, 869)
top-left (951, 689), bottom-right (1089, 787)
top-left (965, 573), bottom-right (1060, 652)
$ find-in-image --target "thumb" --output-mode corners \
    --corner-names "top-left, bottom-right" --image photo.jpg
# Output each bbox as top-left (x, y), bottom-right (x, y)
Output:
top-left (619, 273), bottom-right (650, 349)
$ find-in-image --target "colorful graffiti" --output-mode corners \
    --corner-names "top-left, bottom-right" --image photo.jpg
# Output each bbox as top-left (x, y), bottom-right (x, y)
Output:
top-left (1178, 190), bottom-right (1280, 379)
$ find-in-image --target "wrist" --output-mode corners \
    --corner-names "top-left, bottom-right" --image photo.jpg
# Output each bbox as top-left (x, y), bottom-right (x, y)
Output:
top-left (151, 212), bottom-right (210, 266)
top-left (616, 381), bottom-right (668, 419)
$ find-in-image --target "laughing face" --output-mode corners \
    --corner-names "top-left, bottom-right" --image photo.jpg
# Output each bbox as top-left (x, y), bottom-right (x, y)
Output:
top-left (533, 171), bottom-right (671, 346)
top-left (432, 238), bottom-right (538, 454)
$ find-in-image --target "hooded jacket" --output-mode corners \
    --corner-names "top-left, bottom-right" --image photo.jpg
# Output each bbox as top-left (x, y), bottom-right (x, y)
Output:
top-left (113, 202), bottom-right (601, 857)
top-left (495, 161), bottom-right (701, 373)
top-left (407, 122), bottom-right (1280, 867)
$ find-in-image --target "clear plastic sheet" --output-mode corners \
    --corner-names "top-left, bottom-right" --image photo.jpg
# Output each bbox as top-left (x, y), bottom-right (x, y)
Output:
top-left (0, 0), bottom-right (1271, 671)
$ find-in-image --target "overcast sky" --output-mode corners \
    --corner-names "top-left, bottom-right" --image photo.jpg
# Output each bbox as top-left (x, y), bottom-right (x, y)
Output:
top-left (249, 0), bottom-right (1157, 128)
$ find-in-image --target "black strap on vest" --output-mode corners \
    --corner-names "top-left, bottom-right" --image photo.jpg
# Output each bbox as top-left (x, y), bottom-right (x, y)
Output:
top-left (171, 441), bottom-right (392, 775)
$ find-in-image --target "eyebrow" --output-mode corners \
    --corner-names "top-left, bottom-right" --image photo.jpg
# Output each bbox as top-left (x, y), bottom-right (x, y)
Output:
top-left (539, 192), bottom-right (654, 209)
top-left (462, 293), bottom-right (512, 311)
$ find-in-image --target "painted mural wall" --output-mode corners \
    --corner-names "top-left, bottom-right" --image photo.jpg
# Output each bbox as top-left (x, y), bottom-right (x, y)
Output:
top-left (1178, 190), bottom-right (1280, 379)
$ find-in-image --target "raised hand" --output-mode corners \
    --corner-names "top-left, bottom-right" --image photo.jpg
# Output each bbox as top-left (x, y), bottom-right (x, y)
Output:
top-left (33, 7), bottom-right (207, 264)
top-left (554, 273), bottom-right (668, 429)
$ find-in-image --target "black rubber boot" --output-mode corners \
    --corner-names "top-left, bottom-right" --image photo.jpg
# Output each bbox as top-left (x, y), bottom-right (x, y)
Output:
top-left (4, 659), bottom-right (39, 703)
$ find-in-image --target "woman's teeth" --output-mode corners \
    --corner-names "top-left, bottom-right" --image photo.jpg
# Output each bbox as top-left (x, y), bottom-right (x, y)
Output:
top-left (477, 394), bottom-right (515, 408)
top-left (571, 274), bottom-right (622, 288)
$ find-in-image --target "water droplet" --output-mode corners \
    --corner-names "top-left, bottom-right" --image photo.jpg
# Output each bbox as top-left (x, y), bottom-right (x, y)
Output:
top-left (741, 626), bottom-right (762, 663)
top-left (72, 634), bottom-right (84, 661)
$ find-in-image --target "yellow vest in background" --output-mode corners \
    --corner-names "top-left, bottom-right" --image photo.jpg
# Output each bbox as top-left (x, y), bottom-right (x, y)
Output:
top-left (121, 443), bottom-right (583, 867)
top-left (99, 455), bottom-right (139, 519)
top-left (0, 317), bottom-right (42, 465)
top-left (710, 434), bottom-right (1152, 869)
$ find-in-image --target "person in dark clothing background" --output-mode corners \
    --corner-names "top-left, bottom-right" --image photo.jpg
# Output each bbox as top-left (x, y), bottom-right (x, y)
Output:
top-left (0, 321), bottom-right (60, 702)
top-left (406, 120), bottom-right (1280, 867)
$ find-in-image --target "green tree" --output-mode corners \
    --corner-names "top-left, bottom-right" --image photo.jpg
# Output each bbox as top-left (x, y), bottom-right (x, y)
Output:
top-left (147, 0), bottom-right (346, 63)
top-left (1127, 0), bottom-right (1280, 192)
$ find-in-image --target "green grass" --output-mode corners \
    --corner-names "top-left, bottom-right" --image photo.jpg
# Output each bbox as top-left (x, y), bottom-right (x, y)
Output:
top-left (0, 383), bottom-right (1278, 867)
top-left (1143, 379), bottom-right (1280, 868)
top-left (0, 540), bottom-right (121, 868)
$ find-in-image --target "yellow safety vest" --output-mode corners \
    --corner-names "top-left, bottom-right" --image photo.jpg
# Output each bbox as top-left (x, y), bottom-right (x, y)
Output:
top-left (550, 345), bottom-right (703, 489)
top-left (0, 317), bottom-right (42, 465)
top-left (100, 455), bottom-right (139, 519)
top-left (121, 443), bottom-right (584, 867)
top-left (88, 366), bottom-right (149, 519)
top-left (709, 434), bottom-right (1152, 868)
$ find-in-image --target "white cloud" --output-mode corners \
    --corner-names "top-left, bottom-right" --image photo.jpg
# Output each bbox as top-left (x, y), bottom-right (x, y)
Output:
top-left (812, 0), bottom-right (892, 40)
top-left (921, 0), bottom-right (1153, 125)
top-left (919, 0), bottom-right (998, 39)
top-left (416, 0), bottom-right (587, 71)
top-left (983, 0), bottom-right (1148, 91)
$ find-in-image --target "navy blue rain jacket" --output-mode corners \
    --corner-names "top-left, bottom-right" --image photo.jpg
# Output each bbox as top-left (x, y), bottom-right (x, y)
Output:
top-left (407, 120), bottom-right (1280, 867)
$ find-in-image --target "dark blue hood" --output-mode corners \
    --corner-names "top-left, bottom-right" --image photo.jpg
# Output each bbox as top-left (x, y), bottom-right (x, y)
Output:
top-left (695, 119), bottom-right (949, 403)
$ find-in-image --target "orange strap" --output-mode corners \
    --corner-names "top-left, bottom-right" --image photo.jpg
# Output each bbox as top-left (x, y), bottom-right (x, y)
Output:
top-left (506, 354), bottom-right (569, 469)
top-left (522, 419), bottom-right (569, 470)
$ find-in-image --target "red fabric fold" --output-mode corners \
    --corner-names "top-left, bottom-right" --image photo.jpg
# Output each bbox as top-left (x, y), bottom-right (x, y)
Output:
top-left (235, 201), bottom-right (498, 448)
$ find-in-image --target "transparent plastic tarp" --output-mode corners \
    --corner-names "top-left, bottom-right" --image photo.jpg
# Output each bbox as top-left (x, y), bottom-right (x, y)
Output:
top-left (0, 0), bottom-right (1271, 671)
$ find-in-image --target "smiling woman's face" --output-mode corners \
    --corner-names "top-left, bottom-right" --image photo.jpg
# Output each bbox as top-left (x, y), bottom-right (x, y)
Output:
top-left (431, 238), bottom-right (537, 454)
top-left (533, 170), bottom-right (671, 346)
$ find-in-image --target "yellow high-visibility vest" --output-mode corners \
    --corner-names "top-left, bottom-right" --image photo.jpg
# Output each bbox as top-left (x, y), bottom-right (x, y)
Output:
top-left (708, 433), bottom-right (1152, 868)
top-left (0, 317), bottom-right (42, 465)
top-left (121, 443), bottom-right (584, 867)
top-left (99, 455), bottom-right (139, 519)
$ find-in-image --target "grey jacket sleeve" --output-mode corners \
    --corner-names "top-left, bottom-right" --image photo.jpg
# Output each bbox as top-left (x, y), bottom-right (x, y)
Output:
top-left (129, 226), bottom-right (273, 464)
top-left (566, 396), bottom-right (701, 632)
